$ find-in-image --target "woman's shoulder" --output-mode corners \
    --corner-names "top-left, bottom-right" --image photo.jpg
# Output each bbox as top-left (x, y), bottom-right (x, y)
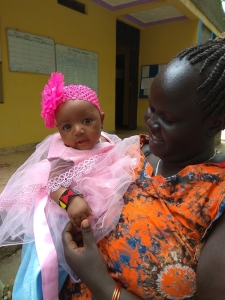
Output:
top-left (211, 152), bottom-right (225, 165)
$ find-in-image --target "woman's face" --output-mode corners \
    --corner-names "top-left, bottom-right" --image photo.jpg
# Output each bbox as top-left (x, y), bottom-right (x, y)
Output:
top-left (144, 58), bottom-right (212, 163)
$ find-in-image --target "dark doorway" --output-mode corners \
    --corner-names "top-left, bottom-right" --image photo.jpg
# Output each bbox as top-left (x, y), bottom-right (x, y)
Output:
top-left (116, 20), bottom-right (140, 130)
top-left (115, 54), bottom-right (125, 128)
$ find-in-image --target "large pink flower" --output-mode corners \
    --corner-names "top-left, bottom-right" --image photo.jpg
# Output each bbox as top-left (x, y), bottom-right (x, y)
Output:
top-left (41, 72), bottom-right (101, 128)
top-left (41, 72), bottom-right (65, 128)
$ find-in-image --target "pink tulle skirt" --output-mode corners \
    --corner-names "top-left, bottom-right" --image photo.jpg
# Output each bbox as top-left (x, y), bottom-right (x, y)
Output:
top-left (0, 132), bottom-right (140, 281)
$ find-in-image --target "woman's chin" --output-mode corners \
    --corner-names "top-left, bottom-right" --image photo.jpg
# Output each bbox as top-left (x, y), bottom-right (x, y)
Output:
top-left (148, 141), bottom-right (165, 157)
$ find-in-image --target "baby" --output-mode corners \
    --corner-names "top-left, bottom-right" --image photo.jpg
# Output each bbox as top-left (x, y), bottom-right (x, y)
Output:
top-left (0, 72), bottom-right (140, 300)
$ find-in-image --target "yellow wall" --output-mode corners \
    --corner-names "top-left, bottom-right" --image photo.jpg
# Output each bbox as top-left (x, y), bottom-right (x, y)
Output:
top-left (137, 19), bottom-right (199, 128)
top-left (0, 0), bottom-right (203, 148)
top-left (0, 0), bottom-right (116, 148)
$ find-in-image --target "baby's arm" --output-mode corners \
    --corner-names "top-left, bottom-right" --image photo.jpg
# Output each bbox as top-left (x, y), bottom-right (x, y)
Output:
top-left (66, 193), bottom-right (93, 228)
top-left (49, 158), bottom-right (92, 228)
top-left (51, 188), bottom-right (92, 228)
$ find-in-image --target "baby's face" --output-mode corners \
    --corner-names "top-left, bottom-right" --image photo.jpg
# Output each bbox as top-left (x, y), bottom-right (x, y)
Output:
top-left (55, 100), bottom-right (104, 150)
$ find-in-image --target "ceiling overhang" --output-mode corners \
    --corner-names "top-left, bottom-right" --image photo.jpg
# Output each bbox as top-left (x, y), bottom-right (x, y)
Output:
top-left (92, 0), bottom-right (224, 33)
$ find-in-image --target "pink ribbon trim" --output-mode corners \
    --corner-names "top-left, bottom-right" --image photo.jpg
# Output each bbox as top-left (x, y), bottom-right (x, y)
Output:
top-left (33, 196), bottom-right (59, 300)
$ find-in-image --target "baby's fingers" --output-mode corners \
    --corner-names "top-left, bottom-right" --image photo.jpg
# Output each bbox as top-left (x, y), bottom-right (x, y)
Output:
top-left (70, 217), bottom-right (81, 228)
top-left (72, 213), bottom-right (86, 228)
top-left (86, 205), bottom-right (93, 216)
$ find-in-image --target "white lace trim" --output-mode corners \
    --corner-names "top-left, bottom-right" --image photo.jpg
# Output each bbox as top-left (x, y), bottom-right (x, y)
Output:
top-left (47, 153), bottom-right (106, 192)
top-left (0, 184), bottom-right (45, 211)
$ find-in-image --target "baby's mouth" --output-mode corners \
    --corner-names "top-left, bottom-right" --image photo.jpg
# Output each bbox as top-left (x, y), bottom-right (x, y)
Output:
top-left (77, 139), bottom-right (88, 144)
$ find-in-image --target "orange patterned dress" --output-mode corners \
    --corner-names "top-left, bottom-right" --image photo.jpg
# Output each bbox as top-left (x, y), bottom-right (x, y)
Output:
top-left (61, 135), bottom-right (225, 300)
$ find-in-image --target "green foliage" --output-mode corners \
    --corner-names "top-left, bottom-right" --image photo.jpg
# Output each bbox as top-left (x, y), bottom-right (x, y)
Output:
top-left (218, 0), bottom-right (225, 4)
top-left (215, 0), bottom-right (225, 19)
top-left (216, 0), bottom-right (225, 6)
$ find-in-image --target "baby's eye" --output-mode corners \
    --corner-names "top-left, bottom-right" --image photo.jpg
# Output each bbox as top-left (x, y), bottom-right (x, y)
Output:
top-left (83, 118), bottom-right (92, 125)
top-left (63, 124), bottom-right (71, 130)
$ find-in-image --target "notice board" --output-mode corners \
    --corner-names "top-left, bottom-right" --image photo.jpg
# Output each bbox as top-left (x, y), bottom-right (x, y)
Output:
top-left (56, 44), bottom-right (98, 94)
top-left (7, 29), bottom-right (56, 74)
top-left (139, 64), bottom-right (166, 98)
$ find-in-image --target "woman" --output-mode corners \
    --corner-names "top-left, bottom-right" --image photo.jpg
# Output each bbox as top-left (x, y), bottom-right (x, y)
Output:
top-left (61, 35), bottom-right (225, 299)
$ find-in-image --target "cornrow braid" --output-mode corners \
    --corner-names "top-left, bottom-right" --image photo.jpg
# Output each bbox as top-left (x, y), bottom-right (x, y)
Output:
top-left (175, 33), bottom-right (225, 118)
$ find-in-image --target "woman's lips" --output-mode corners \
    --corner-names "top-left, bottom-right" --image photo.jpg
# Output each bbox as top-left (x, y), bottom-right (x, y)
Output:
top-left (150, 134), bottom-right (163, 142)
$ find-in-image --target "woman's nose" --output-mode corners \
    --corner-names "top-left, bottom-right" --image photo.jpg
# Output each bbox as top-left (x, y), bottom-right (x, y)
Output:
top-left (144, 109), bottom-right (159, 128)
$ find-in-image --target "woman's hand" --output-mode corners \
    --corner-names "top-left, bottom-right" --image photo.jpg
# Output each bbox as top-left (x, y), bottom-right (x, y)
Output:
top-left (62, 220), bottom-right (115, 298)
top-left (62, 220), bottom-right (143, 300)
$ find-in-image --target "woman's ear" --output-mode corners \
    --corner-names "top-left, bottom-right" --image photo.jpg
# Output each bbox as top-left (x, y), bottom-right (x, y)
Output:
top-left (206, 114), bottom-right (225, 137)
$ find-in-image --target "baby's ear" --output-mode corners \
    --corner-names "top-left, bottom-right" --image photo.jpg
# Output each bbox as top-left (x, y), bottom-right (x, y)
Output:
top-left (100, 112), bottom-right (105, 124)
top-left (207, 114), bottom-right (225, 137)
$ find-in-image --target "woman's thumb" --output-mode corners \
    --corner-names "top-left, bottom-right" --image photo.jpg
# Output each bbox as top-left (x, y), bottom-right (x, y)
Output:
top-left (81, 219), bottom-right (96, 247)
top-left (82, 219), bottom-right (90, 228)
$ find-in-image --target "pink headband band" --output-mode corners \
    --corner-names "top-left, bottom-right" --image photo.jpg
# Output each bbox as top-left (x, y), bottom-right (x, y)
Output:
top-left (41, 72), bottom-right (101, 128)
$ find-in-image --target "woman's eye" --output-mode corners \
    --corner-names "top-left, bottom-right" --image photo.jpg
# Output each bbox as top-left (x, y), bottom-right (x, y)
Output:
top-left (161, 115), bottom-right (173, 124)
top-left (83, 118), bottom-right (92, 125)
top-left (145, 107), bottom-right (153, 118)
top-left (63, 124), bottom-right (71, 130)
top-left (149, 106), bottom-right (155, 114)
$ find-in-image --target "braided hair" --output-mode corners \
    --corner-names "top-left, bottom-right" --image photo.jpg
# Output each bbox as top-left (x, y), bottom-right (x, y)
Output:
top-left (175, 33), bottom-right (225, 118)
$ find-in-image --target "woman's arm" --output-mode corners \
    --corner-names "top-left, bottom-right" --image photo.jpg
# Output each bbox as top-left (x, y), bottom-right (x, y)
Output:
top-left (197, 212), bottom-right (225, 299)
top-left (62, 221), bottom-right (143, 300)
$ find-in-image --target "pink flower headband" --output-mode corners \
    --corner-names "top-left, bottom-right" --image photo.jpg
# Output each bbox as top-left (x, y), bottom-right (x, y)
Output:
top-left (41, 72), bottom-right (101, 128)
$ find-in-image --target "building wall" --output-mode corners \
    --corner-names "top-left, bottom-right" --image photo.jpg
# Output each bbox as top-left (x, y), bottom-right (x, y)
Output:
top-left (137, 19), bottom-right (199, 129)
top-left (0, 0), bottom-right (202, 148)
top-left (0, 0), bottom-right (116, 148)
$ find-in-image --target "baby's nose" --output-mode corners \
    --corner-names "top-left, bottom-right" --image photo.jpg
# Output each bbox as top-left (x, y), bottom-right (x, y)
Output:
top-left (73, 124), bottom-right (84, 135)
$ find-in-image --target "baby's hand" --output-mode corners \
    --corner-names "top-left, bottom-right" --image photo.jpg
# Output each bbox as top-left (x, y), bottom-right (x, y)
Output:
top-left (67, 196), bottom-right (92, 228)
